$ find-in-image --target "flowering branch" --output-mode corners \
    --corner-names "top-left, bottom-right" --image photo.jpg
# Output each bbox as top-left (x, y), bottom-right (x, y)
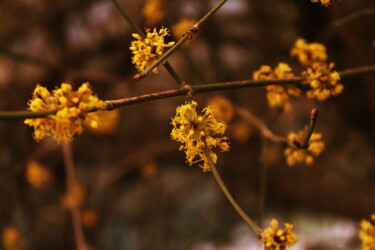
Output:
top-left (203, 148), bottom-right (262, 238)
top-left (110, 0), bottom-right (183, 84)
top-left (0, 65), bottom-right (374, 120)
top-left (133, 0), bottom-right (228, 80)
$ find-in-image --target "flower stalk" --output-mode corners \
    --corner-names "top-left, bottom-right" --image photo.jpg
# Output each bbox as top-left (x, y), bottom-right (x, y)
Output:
top-left (203, 148), bottom-right (262, 238)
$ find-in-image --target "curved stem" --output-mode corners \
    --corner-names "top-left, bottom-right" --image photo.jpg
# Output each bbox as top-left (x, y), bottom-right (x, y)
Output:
top-left (203, 148), bottom-right (262, 238)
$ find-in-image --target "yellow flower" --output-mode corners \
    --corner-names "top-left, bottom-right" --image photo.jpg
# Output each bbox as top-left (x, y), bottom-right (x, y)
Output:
top-left (310, 0), bottom-right (331, 6)
top-left (303, 62), bottom-right (344, 101)
top-left (130, 27), bottom-right (175, 73)
top-left (206, 95), bottom-right (234, 123)
top-left (359, 214), bottom-right (375, 250)
top-left (253, 63), bottom-right (300, 111)
top-left (61, 183), bottom-right (85, 209)
top-left (2, 226), bottom-right (19, 250)
top-left (171, 18), bottom-right (196, 42)
top-left (262, 219), bottom-right (298, 250)
top-left (284, 127), bottom-right (325, 166)
top-left (24, 82), bottom-right (105, 143)
top-left (25, 160), bottom-right (52, 188)
top-left (143, 0), bottom-right (165, 26)
top-left (290, 38), bottom-right (328, 66)
top-left (85, 110), bottom-right (119, 134)
top-left (171, 101), bottom-right (229, 172)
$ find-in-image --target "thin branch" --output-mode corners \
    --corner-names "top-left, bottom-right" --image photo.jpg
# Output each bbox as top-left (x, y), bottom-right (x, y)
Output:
top-left (62, 143), bottom-right (87, 250)
top-left (203, 148), bottom-right (262, 238)
top-left (333, 7), bottom-right (375, 27)
top-left (133, 0), bottom-right (227, 80)
top-left (111, 0), bottom-right (183, 84)
top-left (235, 107), bottom-right (288, 144)
top-left (301, 108), bottom-right (319, 149)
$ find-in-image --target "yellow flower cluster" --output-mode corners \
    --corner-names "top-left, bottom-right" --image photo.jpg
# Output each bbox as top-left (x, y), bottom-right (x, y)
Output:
top-left (262, 219), bottom-right (298, 250)
top-left (291, 38), bottom-right (344, 101)
top-left (359, 214), bottom-right (375, 250)
top-left (130, 27), bottom-right (175, 73)
top-left (253, 63), bottom-right (300, 112)
top-left (26, 160), bottom-right (52, 188)
top-left (290, 38), bottom-right (327, 67)
top-left (171, 101), bottom-right (230, 171)
top-left (284, 127), bottom-right (325, 166)
top-left (142, 0), bottom-right (165, 26)
top-left (310, 0), bottom-right (331, 6)
top-left (303, 62), bottom-right (343, 101)
top-left (2, 226), bottom-right (20, 250)
top-left (24, 82), bottom-right (105, 143)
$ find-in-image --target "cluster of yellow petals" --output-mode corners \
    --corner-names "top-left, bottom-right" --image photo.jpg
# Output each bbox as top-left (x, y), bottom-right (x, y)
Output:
top-left (142, 0), bottom-right (165, 26)
top-left (253, 63), bottom-right (300, 112)
top-left (290, 38), bottom-right (327, 67)
top-left (359, 214), bottom-right (375, 250)
top-left (262, 219), bottom-right (298, 250)
top-left (2, 226), bottom-right (20, 250)
top-left (25, 160), bottom-right (52, 188)
top-left (291, 38), bottom-right (343, 101)
top-left (24, 82), bottom-right (105, 143)
top-left (171, 101), bottom-right (230, 172)
top-left (130, 27), bottom-right (175, 73)
top-left (310, 0), bottom-right (331, 6)
top-left (284, 127), bottom-right (325, 166)
top-left (85, 109), bottom-right (119, 135)
top-left (206, 95), bottom-right (234, 123)
top-left (302, 62), bottom-right (344, 101)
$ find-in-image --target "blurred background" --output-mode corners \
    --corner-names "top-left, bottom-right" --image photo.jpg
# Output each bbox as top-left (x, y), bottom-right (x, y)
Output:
top-left (0, 0), bottom-right (374, 249)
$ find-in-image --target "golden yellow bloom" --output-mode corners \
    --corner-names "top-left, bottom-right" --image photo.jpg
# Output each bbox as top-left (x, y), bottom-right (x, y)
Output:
top-left (290, 38), bottom-right (328, 66)
top-left (262, 219), bottom-right (298, 250)
top-left (310, 0), bottom-right (331, 6)
top-left (230, 121), bottom-right (252, 143)
top-left (85, 110), bottom-right (119, 134)
top-left (130, 27), bottom-right (175, 73)
top-left (143, 0), bottom-right (165, 26)
top-left (171, 18), bottom-right (196, 41)
top-left (284, 127), bottom-right (325, 166)
top-left (171, 101), bottom-right (229, 172)
top-left (24, 83), bottom-right (105, 143)
top-left (25, 160), bottom-right (52, 188)
top-left (206, 95), bottom-right (234, 123)
top-left (2, 226), bottom-right (19, 250)
top-left (61, 183), bottom-right (85, 209)
top-left (82, 209), bottom-right (99, 228)
top-left (253, 63), bottom-right (300, 111)
top-left (359, 214), bottom-right (375, 250)
top-left (303, 62), bottom-right (343, 101)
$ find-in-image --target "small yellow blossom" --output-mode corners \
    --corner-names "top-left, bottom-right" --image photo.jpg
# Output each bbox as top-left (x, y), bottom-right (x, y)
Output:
top-left (310, 0), bottom-right (331, 6)
top-left (25, 160), bottom-right (52, 188)
top-left (359, 214), bottom-right (375, 250)
top-left (230, 121), bottom-right (252, 143)
top-left (171, 18), bottom-right (196, 42)
top-left (303, 62), bottom-right (344, 101)
top-left (284, 127), bottom-right (325, 166)
top-left (61, 183), bottom-right (85, 209)
top-left (2, 226), bottom-right (19, 250)
top-left (262, 219), bottom-right (298, 250)
top-left (85, 110), bottom-right (119, 134)
top-left (206, 95), bottom-right (234, 123)
top-left (253, 63), bottom-right (300, 111)
top-left (82, 209), bottom-right (99, 228)
top-left (290, 38), bottom-right (328, 66)
top-left (171, 101), bottom-right (229, 172)
top-left (24, 83), bottom-right (105, 143)
top-left (130, 27), bottom-right (175, 73)
top-left (143, 0), bottom-right (165, 26)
